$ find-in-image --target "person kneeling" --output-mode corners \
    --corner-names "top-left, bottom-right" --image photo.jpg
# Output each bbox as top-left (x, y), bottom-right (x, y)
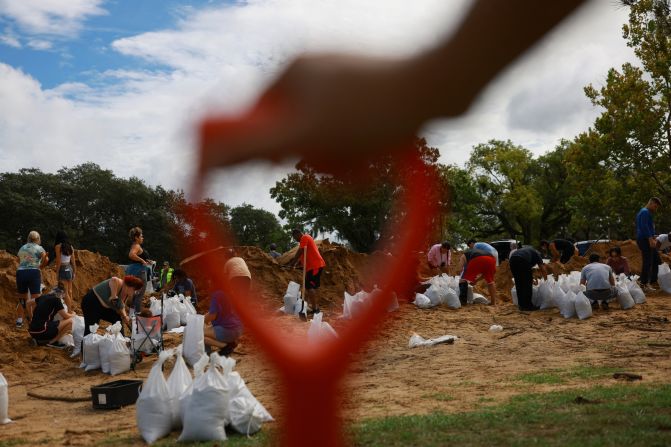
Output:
top-left (204, 257), bottom-right (249, 357)
top-left (29, 286), bottom-right (75, 349)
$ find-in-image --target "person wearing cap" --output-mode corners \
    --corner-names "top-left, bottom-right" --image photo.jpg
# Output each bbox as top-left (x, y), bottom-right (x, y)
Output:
top-left (28, 286), bottom-right (76, 349)
top-left (159, 261), bottom-right (174, 289)
top-left (636, 197), bottom-right (662, 291)
top-left (290, 229), bottom-right (326, 316)
top-left (171, 268), bottom-right (198, 306)
top-left (269, 243), bottom-right (281, 260)
top-left (203, 257), bottom-right (249, 356)
top-left (427, 241), bottom-right (451, 274)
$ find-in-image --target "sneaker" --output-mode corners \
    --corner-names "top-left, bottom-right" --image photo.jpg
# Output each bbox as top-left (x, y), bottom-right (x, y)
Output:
top-left (15, 318), bottom-right (23, 328)
top-left (46, 341), bottom-right (67, 349)
top-left (601, 301), bottom-right (609, 311)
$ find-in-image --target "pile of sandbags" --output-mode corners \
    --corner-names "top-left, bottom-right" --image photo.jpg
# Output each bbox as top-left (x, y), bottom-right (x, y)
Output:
top-left (280, 281), bottom-right (308, 318)
top-left (136, 348), bottom-right (273, 444)
top-left (343, 287), bottom-right (398, 318)
top-left (80, 322), bottom-right (131, 375)
top-left (148, 294), bottom-right (196, 331)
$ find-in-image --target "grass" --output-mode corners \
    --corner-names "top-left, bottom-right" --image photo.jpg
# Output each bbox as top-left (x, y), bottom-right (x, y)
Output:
top-left (0, 440), bottom-right (28, 447)
top-left (515, 365), bottom-right (620, 385)
top-left (351, 384), bottom-right (671, 447)
top-left (421, 392), bottom-right (455, 402)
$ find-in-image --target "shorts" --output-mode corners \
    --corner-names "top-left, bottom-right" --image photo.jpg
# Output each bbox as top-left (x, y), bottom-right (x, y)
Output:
top-left (306, 268), bottom-right (323, 290)
top-left (29, 320), bottom-right (59, 341)
top-left (16, 269), bottom-right (41, 294)
top-left (462, 256), bottom-right (496, 284)
top-left (214, 325), bottom-right (242, 343)
top-left (59, 264), bottom-right (73, 281)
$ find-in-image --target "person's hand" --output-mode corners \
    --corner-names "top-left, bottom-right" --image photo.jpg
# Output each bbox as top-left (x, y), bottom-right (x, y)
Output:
top-left (199, 55), bottom-right (424, 174)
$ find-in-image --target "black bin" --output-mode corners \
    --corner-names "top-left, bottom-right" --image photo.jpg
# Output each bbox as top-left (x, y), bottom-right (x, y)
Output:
top-left (91, 379), bottom-right (143, 409)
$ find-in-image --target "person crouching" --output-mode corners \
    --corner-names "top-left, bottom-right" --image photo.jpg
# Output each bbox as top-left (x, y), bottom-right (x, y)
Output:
top-left (580, 254), bottom-right (616, 310)
top-left (28, 286), bottom-right (76, 349)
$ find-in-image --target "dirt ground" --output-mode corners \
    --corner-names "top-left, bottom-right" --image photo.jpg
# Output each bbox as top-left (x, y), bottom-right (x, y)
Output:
top-left (1, 242), bottom-right (670, 445)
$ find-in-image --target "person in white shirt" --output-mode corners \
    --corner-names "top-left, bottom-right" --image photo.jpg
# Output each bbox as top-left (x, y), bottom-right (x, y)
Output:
top-left (580, 254), bottom-right (616, 310)
top-left (427, 242), bottom-right (451, 274)
top-left (656, 232), bottom-right (671, 251)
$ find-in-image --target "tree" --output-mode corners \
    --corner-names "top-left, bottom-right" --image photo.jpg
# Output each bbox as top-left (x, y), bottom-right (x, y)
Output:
top-left (271, 138), bottom-right (446, 252)
top-left (230, 204), bottom-right (291, 251)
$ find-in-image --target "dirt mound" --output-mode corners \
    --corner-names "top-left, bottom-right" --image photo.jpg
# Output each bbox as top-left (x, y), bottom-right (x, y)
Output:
top-left (0, 249), bottom-right (124, 314)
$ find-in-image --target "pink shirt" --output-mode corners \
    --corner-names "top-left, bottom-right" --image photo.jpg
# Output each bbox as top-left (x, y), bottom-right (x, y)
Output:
top-left (427, 244), bottom-right (451, 268)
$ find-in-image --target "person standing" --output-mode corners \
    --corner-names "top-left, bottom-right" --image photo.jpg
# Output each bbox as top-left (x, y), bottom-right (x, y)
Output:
top-left (427, 241), bottom-right (451, 274)
top-left (636, 197), bottom-right (661, 292)
top-left (16, 231), bottom-right (49, 328)
top-left (269, 243), bottom-right (282, 260)
top-left (125, 227), bottom-right (153, 312)
top-left (508, 247), bottom-right (547, 311)
top-left (580, 254), bottom-right (616, 310)
top-left (290, 229), bottom-right (326, 315)
top-left (159, 261), bottom-right (174, 289)
top-left (54, 230), bottom-right (77, 311)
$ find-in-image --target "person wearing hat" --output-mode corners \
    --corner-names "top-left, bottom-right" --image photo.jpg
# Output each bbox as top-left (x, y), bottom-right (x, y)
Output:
top-left (28, 286), bottom-right (76, 349)
top-left (203, 257), bottom-right (249, 356)
top-left (269, 243), bottom-right (281, 260)
top-left (159, 261), bottom-right (174, 289)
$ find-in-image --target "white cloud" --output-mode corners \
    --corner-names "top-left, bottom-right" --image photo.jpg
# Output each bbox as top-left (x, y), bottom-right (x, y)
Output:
top-left (0, 26), bottom-right (20, 47)
top-left (27, 39), bottom-right (52, 50)
top-left (0, 0), bottom-right (642, 214)
top-left (0, 0), bottom-right (106, 37)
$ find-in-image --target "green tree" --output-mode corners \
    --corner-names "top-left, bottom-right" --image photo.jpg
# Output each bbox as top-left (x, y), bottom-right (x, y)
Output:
top-left (271, 138), bottom-right (446, 252)
top-left (230, 204), bottom-right (291, 251)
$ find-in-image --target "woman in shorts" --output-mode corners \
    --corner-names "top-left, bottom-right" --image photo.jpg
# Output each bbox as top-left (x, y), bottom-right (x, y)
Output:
top-left (16, 230), bottom-right (48, 328)
top-left (54, 230), bottom-right (77, 311)
top-left (125, 227), bottom-right (153, 313)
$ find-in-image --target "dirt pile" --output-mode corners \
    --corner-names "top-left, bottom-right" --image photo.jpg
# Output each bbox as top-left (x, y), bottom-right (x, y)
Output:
top-left (0, 249), bottom-right (123, 313)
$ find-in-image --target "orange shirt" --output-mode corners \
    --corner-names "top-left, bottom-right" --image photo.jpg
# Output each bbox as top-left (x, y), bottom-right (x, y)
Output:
top-left (300, 234), bottom-right (326, 274)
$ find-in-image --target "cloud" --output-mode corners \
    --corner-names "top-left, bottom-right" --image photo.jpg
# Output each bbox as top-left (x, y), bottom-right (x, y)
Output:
top-left (0, 26), bottom-right (20, 47)
top-left (27, 39), bottom-right (52, 50)
top-left (0, 0), bottom-right (642, 214)
top-left (0, 0), bottom-right (106, 37)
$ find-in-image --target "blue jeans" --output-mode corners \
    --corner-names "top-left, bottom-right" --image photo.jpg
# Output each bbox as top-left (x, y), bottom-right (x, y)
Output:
top-left (637, 238), bottom-right (659, 285)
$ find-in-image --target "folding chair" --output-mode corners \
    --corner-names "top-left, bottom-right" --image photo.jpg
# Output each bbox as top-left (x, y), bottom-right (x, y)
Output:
top-left (131, 315), bottom-right (163, 369)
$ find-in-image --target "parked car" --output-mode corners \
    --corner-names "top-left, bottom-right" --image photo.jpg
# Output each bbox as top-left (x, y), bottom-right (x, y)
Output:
top-left (575, 239), bottom-right (611, 256)
top-left (488, 239), bottom-right (519, 262)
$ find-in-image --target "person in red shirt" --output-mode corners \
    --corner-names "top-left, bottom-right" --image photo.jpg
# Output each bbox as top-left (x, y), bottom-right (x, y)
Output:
top-left (290, 229), bottom-right (326, 316)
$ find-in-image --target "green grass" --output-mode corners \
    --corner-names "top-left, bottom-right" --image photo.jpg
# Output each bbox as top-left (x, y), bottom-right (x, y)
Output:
top-left (515, 365), bottom-right (620, 385)
top-left (421, 392), bottom-right (455, 402)
top-left (350, 384), bottom-right (671, 447)
top-left (0, 440), bottom-right (28, 447)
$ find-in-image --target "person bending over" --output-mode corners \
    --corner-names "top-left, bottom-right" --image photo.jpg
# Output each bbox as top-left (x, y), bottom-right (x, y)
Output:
top-left (509, 247), bottom-right (547, 311)
top-left (290, 228), bottom-right (326, 316)
top-left (458, 247), bottom-right (497, 305)
top-left (204, 257), bottom-right (249, 357)
top-left (427, 241), bottom-right (451, 274)
top-left (29, 286), bottom-right (75, 349)
top-left (81, 275), bottom-right (143, 336)
top-left (540, 239), bottom-right (577, 264)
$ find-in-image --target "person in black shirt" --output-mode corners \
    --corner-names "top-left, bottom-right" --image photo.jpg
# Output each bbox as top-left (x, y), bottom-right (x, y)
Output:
top-left (509, 247), bottom-right (548, 311)
top-left (28, 286), bottom-right (76, 348)
top-left (540, 239), bottom-right (577, 264)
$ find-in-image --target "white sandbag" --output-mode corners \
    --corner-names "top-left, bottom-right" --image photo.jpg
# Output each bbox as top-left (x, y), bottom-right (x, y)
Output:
top-left (179, 353), bottom-right (231, 442)
top-left (559, 291), bottom-right (576, 319)
top-left (217, 356), bottom-right (273, 424)
top-left (408, 332), bottom-right (457, 348)
top-left (174, 296), bottom-right (189, 325)
top-left (424, 285), bottom-right (443, 306)
top-left (307, 312), bottom-right (338, 344)
top-left (413, 293), bottom-right (432, 309)
top-left (0, 373), bottom-right (11, 424)
top-left (443, 288), bottom-right (461, 309)
top-left (511, 287), bottom-right (518, 306)
top-left (616, 283), bottom-right (635, 310)
top-left (70, 315), bottom-right (85, 358)
top-left (658, 263), bottom-right (671, 293)
top-left (98, 332), bottom-right (113, 374)
top-left (183, 313), bottom-right (205, 367)
top-left (178, 354), bottom-right (209, 423)
top-left (149, 296), bottom-right (163, 316)
top-left (471, 293), bottom-right (490, 305)
top-left (574, 292), bottom-right (592, 320)
top-left (183, 298), bottom-right (197, 317)
top-left (466, 284), bottom-right (474, 304)
top-left (81, 324), bottom-right (103, 371)
top-left (229, 396), bottom-right (266, 435)
top-left (163, 298), bottom-right (181, 331)
top-left (136, 351), bottom-right (173, 444)
top-left (387, 291), bottom-right (399, 312)
top-left (349, 291), bottom-right (371, 317)
top-left (166, 347), bottom-right (193, 429)
top-left (285, 281), bottom-right (300, 299)
top-left (283, 294), bottom-right (299, 315)
top-left (108, 323), bottom-right (131, 376)
top-left (627, 279), bottom-right (646, 304)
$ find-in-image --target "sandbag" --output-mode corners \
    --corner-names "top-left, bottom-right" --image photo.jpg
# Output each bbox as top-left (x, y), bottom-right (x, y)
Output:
top-left (163, 298), bottom-right (181, 331)
top-left (178, 353), bottom-right (209, 424)
top-left (307, 312), bottom-right (338, 344)
top-left (0, 373), bottom-right (10, 424)
top-left (616, 283), bottom-right (635, 310)
top-left (443, 288), bottom-right (461, 309)
top-left (574, 292), bottom-right (592, 320)
top-left (98, 331), bottom-right (114, 374)
top-left (81, 324), bottom-right (103, 371)
top-left (229, 396), bottom-right (265, 436)
top-left (149, 296), bottom-right (163, 316)
top-left (70, 316), bottom-right (85, 358)
top-left (179, 353), bottom-right (231, 442)
top-left (559, 291), bottom-right (576, 319)
top-left (658, 263), bottom-right (671, 294)
top-left (627, 279), bottom-right (646, 304)
top-left (413, 293), bottom-right (432, 309)
top-left (136, 351), bottom-right (173, 444)
top-left (387, 291), bottom-right (399, 312)
top-left (217, 356), bottom-right (274, 425)
top-left (166, 347), bottom-right (193, 429)
top-left (539, 280), bottom-right (556, 310)
top-left (173, 296), bottom-right (188, 325)
top-left (424, 285), bottom-right (443, 306)
top-left (511, 287), bottom-right (518, 306)
top-left (183, 313), bottom-right (205, 367)
top-left (108, 323), bottom-right (131, 376)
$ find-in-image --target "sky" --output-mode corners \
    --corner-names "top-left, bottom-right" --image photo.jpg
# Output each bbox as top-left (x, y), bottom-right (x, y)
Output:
top-left (0, 0), bottom-right (637, 214)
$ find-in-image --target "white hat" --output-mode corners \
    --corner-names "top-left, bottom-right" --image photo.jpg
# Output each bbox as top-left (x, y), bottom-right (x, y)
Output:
top-left (224, 257), bottom-right (251, 280)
